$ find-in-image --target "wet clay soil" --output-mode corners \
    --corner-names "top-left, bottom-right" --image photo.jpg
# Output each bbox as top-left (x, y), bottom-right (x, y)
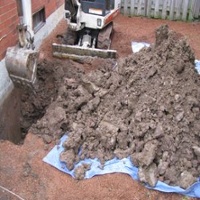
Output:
top-left (1, 15), bottom-right (200, 200)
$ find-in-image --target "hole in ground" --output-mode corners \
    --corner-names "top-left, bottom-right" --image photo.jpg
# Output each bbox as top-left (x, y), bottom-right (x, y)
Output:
top-left (20, 59), bottom-right (60, 139)
top-left (19, 58), bottom-right (85, 142)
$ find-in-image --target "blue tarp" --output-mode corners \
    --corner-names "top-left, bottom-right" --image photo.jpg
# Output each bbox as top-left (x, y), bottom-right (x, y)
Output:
top-left (195, 60), bottom-right (200, 73)
top-left (131, 42), bottom-right (150, 53)
top-left (43, 135), bottom-right (200, 198)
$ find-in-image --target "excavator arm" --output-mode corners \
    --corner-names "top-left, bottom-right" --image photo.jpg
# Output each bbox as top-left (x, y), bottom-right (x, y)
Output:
top-left (5, 0), bottom-right (38, 89)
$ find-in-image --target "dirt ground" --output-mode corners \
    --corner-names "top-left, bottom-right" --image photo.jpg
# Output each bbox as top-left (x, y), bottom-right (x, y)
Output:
top-left (1, 14), bottom-right (200, 200)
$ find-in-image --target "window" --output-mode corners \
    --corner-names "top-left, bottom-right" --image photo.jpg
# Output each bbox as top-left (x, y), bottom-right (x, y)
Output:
top-left (32, 8), bottom-right (46, 33)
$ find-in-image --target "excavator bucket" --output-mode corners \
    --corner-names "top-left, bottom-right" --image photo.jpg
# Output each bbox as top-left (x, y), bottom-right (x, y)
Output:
top-left (5, 47), bottom-right (38, 89)
top-left (52, 43), bottom-right (117, 60)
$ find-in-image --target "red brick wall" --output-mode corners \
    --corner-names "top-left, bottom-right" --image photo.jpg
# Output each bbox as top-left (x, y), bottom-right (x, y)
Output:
top-left (0, 1), bottom-right (19, 60)
top-left (32, 0), bottom-right (64, 18)
top-left (0, 0), bottom-right (64, 60)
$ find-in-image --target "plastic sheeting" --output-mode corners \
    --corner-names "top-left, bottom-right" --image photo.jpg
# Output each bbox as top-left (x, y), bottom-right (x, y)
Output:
top-left (43, 135), bottom-right (200, 198)
top-left (131, 42), bottom-right (150, 53)
top-left (195, 60), bottom-right (200, 73)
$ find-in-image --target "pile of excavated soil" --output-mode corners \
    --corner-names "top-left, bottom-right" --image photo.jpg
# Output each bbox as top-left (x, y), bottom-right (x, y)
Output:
top-left (29, 25), bottom-right (200, 189)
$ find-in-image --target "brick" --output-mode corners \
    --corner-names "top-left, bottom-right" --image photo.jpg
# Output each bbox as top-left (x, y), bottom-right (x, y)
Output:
top-left (0, 36), bottom-right (8, 50)
top-left (0, 22), bottom-right (6, 31)
top-left (0, 7), bottom-right (3, 14)
top-left (32, 0), bottom-right (64, 18)
top-left (0, 8), bottom-right (18, 23)
top-left (1, 2), bottom-right (16, 12)
top-left (1, 18), bottom-right (18, 36)
top-left (0, 32), bottom-right (17, 49)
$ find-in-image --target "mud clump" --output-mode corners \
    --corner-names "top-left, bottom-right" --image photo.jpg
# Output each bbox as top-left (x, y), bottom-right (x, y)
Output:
top-left (30, 25), bottom-right (200, 189)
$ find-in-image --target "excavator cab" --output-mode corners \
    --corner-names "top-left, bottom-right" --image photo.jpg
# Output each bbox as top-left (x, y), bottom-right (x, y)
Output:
top-left (80, 0), bottom-right (115, 16)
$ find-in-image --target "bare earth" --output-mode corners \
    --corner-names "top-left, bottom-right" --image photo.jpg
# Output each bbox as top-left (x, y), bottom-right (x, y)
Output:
top-left (0, 14), bottom-right (200, 200)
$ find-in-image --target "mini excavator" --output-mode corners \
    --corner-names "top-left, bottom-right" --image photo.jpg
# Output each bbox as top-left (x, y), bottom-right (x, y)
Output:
top-left (53, 0), bottom-right (121, 59)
